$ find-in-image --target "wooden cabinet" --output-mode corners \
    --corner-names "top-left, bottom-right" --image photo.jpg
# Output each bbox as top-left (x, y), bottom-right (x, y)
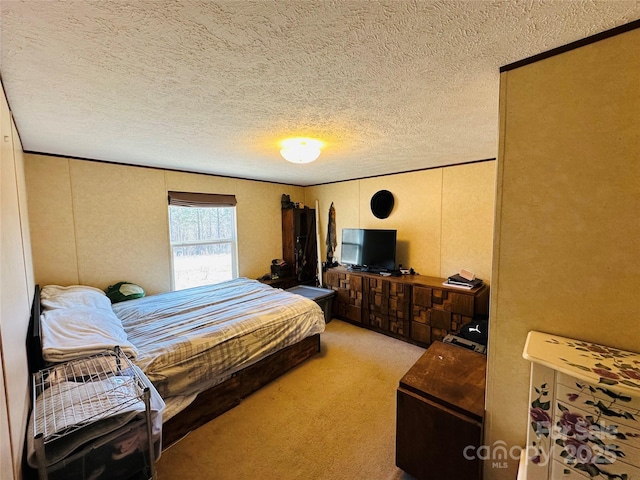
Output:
top-left (396, 341), bottom-right (486, 480)
top-left (324, 267), bottom-right (489, 347)
top-left (282, 207), bottom-right (317, 285)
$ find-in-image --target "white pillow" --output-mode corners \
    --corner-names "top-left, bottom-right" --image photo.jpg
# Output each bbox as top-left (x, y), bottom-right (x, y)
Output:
top-left (41, 285), bottom-right (112, 311)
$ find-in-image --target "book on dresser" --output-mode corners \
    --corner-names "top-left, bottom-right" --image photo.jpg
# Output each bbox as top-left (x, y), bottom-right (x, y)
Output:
top-left (443, 274), bottom-right (484, 289)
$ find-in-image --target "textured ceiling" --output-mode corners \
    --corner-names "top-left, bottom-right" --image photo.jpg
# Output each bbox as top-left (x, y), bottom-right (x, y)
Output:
top-left (1, 1), bottom-right (639, 186)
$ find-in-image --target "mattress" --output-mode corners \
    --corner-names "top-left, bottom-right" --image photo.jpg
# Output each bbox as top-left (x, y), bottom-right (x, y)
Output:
top-left (111, 278), bottom-right (325, 399)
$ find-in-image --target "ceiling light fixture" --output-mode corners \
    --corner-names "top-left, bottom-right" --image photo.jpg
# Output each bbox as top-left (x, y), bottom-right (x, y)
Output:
top-left (280, 137), bottom-right (324, 164)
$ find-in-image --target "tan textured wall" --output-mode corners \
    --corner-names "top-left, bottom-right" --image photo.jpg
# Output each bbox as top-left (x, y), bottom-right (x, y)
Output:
top-left (305, 161), bottom-right (496, 282)
top-left (25, 157), bottom-right (171, 293)
top-left (359, 171), bottom-right (444, 276)
top-left (25, 156), bottom-right (304, 294)
top-left (24, 156), bottom-right (79, 285)
top-left (441, 162), bottom-right (496, 282)
top-left (70, 161), bottom-right (171, 293)
top-left (1, 81), bottom-right (34, 480)
top-left (485, 28), bottom-right (640, 480)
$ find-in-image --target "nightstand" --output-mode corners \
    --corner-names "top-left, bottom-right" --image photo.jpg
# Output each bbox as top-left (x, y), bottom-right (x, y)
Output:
top-left (258, 275), bottom-right (299, 289)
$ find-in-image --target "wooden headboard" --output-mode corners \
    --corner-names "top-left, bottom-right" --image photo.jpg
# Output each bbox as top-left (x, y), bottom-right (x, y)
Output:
top-left (26, 284), bottom-right (44, 374)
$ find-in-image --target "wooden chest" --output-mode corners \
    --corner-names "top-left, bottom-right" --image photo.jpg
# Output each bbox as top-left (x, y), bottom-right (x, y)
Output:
top-left (396, 341), bottom-right (486, 480)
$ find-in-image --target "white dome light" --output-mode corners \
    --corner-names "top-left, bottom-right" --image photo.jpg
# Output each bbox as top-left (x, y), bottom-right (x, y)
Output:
top-left (280, 137), bottom-right (324, 164)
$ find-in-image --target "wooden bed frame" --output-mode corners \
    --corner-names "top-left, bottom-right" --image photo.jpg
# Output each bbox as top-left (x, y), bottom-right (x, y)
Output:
top-left (27, 285), bottom-right (322, 448)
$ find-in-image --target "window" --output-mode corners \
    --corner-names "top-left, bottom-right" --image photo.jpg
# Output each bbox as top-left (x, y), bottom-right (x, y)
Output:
top-left (168, 191), bottom-right (238, 290)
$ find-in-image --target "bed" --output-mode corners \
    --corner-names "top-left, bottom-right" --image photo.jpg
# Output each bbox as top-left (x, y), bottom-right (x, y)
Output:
top-left (27, 278), bottom-right (325, 448)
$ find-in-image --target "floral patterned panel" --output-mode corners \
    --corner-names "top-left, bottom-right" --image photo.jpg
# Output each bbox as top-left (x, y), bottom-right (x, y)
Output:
top-left (524, 331), bottom-right (640, 480)
top-left (555, 384), bottom-right (639, 478)
top-left (528, 379), bottom-right (640, 479)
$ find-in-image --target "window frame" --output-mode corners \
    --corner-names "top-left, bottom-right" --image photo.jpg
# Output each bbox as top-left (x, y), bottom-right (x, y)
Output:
top-left (167, 202), bottom-right (239, 291)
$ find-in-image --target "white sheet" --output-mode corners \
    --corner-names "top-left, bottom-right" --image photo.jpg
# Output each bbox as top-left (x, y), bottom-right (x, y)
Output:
top-left (40, 285), bottom-right (138, 362)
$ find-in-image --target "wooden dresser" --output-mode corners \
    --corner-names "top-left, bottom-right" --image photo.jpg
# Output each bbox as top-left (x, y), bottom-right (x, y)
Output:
top-left (324, 266), bottom-right (489, 347)
top-left (522, 331), bottom-right (640, 480)
top-left (396, 341), bottom-right (486, 480)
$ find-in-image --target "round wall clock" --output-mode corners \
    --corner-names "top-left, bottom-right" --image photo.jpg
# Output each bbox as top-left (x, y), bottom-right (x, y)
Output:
top-left (370, 190), bottom-right (394, 219)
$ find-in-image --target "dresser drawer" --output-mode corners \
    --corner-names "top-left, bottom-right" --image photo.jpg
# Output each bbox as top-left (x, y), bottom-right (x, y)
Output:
top-left (557, 372), bottom-right (640, 414)
top-left (553, 407), bottom-right (640, 474)
top-left (550, 442), bottom-right (640, 479)
top-left (554, 398), bottom-right (640, 458)
top-left (550, 376), bottom-right (640, 478)
top-left (557, 373), bottom-right (640, 431)
top-left (550, 459), bottom-right (587, 479)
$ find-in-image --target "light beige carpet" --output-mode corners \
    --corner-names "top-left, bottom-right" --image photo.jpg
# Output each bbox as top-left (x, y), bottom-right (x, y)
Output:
top-left (156, 319), bottom-right (425, 480)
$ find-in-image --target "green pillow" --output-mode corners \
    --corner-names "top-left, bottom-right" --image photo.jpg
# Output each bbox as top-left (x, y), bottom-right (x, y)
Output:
top-left (105, 282), bottom-right (145, 304)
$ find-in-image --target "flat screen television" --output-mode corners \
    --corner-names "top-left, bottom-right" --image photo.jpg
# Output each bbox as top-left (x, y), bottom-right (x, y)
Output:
top-left (341, 228), bottom-right (397, 272)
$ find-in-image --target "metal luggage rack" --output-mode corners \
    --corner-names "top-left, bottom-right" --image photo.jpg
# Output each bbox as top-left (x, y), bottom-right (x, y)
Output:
top-left (31, 347), bottom-right (156, 480)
